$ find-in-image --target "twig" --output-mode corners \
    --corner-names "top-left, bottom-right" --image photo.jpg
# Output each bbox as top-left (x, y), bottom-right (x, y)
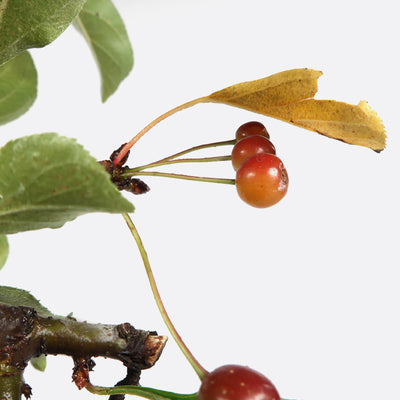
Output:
top-left (0, 304), bottom-right (167, 400)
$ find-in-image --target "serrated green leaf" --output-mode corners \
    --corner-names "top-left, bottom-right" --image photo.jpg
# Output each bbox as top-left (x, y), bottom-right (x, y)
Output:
top-left (0, 285), bottom-right (54, 317)
top-left (76, 0), bottom-right (134, 102)
top-left (0, 51), bottom-right (37, 126)
top-left (0, 235), bottom-right (8, 269)
top-left (30, 355), bottom-right (47, 372)
top-left (0, 0), bottom-right (87, 66)
top-left (0, 133), bottom-right (134, 235)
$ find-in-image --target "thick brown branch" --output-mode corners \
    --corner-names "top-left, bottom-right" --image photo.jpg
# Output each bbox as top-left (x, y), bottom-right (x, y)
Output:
top-left (0, 304), bottom-right (167, 400)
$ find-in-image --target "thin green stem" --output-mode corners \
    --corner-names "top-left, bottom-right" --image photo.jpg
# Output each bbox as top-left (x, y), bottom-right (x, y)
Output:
top-left (156, 139), bottom-right (236, 162)
top-left (123, 170), bottom-right (235, 185)
top-left (87, 384), bottom-right (291, 400)
top-left (128, 155), bottom-right (231, 172)
top-left (122, 214), bottom-right (208, 381)
top-left (86, 382), bottom-right (198, 400)
top-left (113, 97), bottom-right (209, 166)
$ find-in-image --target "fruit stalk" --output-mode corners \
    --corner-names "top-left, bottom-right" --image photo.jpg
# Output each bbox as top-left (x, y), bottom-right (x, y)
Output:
top-left (128, 155), bottom-right (231, 172)
top-left (122, 170), bottom-right (235, 185)
top-left (86, 382), bottom-right (198, 400)
top-left (122, 213), bottom-right (208, 381)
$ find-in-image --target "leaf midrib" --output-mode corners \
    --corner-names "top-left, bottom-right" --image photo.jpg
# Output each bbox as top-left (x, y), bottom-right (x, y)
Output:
top-left (0, 202), bottom-right (114, 218)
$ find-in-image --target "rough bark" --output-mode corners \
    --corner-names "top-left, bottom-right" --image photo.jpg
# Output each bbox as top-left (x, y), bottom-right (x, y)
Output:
top-left (0, 304), bottom-right (167, 400)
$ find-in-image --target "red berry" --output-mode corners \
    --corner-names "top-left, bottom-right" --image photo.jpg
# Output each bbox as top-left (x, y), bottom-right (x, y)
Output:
top-left (231, 135), bottom-right (276, 171)
top-left (235, 153), bottom-right (288, 208)
top-left (198, 364), bottom-right (280, 400)
top-left (235, 122), bottom-right (270, 141)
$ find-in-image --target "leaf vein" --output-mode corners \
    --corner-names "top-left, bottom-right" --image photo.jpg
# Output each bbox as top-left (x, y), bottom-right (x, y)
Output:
top-left (0, 88), bottom-right (18, 104)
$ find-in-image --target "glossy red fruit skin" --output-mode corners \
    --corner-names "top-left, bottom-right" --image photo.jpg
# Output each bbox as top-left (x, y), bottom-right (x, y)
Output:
top-left (231, 135), bottom-right (276, 171)
top-left (236, 153), bottom-right (288, 208)
top-left (235, 121), bottom-right (270, 141)
top-left (198, 364), bottom-right (280, 400)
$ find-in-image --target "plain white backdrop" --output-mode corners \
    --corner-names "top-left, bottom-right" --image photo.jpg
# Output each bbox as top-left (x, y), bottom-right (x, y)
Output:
top-left (1, 1), bottom-right (399, 400)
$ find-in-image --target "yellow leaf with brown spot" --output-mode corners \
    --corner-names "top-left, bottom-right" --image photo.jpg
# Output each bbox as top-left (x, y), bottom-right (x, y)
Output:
top-left (207, 68), bottom-right (386, 151)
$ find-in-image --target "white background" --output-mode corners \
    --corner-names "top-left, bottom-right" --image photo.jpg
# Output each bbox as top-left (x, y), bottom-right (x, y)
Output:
top-left (1, 1), bottom-right (399, 400)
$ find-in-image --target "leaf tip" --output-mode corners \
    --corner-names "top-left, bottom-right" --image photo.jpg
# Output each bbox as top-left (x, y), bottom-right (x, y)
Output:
top-left (358, 100), bottom-right (387, 151)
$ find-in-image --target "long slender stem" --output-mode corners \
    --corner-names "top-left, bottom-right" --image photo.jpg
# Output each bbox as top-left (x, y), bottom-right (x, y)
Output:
top-left (122, 214), bottom-right (208, 381)
top-left (86, 382), bottom-right (197, 400)
top-left (156, 139), bottom-right (236, 163)
top-left (123, 170), bottom-right (235, 185)
top-left (128, 155), bottom-right (231, 172)
top-left (113, 97), bottom-right (209, 166)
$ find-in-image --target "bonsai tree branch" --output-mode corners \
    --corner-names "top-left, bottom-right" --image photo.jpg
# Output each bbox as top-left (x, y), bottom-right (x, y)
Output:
top-left (0, 304), bottom-right (167, 400)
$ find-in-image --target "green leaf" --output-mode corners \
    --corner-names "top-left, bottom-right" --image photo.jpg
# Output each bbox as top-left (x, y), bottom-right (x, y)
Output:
top-left (0, 133), bottom-right (134, 235)
top-left (76, 0), bottom-right (134, 102)
top-left (30, 355), bottom-right (47, 372)
top-left (0, 235), bottom-right (8, 270)
top-left (0, 285), bottom-right (54, 317)
top-left (0, 51), bottom-right (37, 126)
top-left (0, 0), bottom-right (87, 66)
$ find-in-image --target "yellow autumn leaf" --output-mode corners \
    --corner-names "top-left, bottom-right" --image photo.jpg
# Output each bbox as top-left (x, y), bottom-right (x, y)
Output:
top-left (116, 68), bottom-right (386, 166)
top-left (206, 68), bottom-right (386, 151)
top-left (209, 68), bottom-right (322, 107)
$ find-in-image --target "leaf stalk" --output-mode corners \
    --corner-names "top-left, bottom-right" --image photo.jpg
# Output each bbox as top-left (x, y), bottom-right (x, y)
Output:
top-left (113, 97), bottom-right (209, 166)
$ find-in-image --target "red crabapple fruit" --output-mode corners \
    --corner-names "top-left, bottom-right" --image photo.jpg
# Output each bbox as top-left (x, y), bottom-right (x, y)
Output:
top-left (198, 364), bottom-right (280, 400)
top-left (235, 153), bottom-right (288, 208)
top-left (235, 121), bottom-right (270, 141)
top-left (231, 135), bottom-right (276, 171)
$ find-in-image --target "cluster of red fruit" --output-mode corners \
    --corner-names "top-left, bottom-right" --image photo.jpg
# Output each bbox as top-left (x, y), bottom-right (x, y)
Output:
top-left (232, 122), bottom-right (288, 208)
